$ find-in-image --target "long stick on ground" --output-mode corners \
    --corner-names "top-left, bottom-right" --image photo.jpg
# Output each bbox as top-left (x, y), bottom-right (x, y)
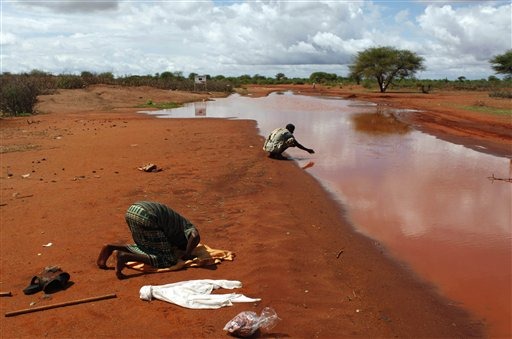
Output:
top-left (487, 174), bottom-right (512, 183)
top-left (5, 293), bottom-right (116, 317)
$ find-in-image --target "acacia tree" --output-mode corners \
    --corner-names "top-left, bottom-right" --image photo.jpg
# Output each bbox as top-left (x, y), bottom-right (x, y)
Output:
top-left (309, 71), bottom-right (338, 83)
top-left (490, 50), bottom-right (512, 79)
top-left (349, 46), bottom-right (425, 92)
top-left (275, 73), bottom-right (286, 81)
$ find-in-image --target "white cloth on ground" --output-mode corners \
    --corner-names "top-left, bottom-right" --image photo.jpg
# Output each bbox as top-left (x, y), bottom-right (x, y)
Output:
top-left (139, 279), bottom-right (261, 309)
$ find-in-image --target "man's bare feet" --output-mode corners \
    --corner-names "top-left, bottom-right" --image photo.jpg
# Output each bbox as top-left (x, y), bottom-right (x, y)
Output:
top-left (112, 250), bottom-right (126, 280)
top-left (97, 245), bottom-right (112, 269)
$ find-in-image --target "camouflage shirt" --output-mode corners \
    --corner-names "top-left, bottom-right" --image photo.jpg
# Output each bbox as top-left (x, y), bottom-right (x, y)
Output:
top-left (263, 127), bottom-right (295, 154)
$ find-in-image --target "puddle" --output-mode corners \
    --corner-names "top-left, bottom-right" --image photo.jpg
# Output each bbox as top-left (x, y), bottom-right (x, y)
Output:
top-left (141, 92), bottom-right (511, 336)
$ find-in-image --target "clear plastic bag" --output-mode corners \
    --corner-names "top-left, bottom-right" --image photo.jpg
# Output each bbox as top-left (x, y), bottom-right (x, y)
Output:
top-left (223, 307), bottom-right (280, 337)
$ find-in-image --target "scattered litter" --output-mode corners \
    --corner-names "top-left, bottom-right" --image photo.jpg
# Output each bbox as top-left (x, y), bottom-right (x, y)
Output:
top-left (138, 163), bottom-right (162, 172)
top-left (21, 174), bottom-right (30, 178)
top-left (42, 243), bottom-right (53, 247)
top-left (224, 307), bottom-right (280, 337)
top-left (0, 291), bottom-right (12, 297)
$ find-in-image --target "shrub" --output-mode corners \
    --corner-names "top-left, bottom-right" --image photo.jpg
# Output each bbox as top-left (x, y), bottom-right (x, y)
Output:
top-left (489, 90), bottom-right (512, 99)
top-left (0, 75), bottom-right (40, 116)
top-left (56, 75), bottom-right (85, 89)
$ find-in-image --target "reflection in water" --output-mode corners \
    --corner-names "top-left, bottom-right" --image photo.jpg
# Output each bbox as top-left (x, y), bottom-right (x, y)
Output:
top-left (142, 92), bottom-right (511, 337)
top-left (194, 101), bottom-right (207, 116)
top-left (352, 110), bottom-right (411, 135)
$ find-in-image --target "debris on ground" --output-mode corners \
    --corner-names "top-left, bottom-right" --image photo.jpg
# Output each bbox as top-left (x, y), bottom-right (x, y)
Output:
top-left (138, 163), bottom-right (162, 172)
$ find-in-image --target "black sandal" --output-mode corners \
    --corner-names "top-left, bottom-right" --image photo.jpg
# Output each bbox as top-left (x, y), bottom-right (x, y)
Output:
top-left (23, 276), bottom-right (43, 295)
top-left (23, 266), bottom-right (71, 295)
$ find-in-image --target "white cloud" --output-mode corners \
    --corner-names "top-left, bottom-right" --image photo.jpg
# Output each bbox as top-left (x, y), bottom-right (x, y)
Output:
top-left (418, 3), bottom-right (511, 58)
top-left (0, 31), bottom-right (16, 45)
top-left (1, 0), bottom-right (510, 79)
top-left (395, 9), bottom-right (410, 23)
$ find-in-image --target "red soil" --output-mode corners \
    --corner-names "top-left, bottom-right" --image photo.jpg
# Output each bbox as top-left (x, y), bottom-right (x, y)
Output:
top-left (1, 84), bottom-right (509, 338)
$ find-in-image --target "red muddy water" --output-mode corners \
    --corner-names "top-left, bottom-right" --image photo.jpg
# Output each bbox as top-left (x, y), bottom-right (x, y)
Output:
top-left (147, 92), bottom-right (512, 337)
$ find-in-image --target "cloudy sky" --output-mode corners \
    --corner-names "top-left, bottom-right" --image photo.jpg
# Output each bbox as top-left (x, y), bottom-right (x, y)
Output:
top-left (1, 0), bottom-right (510, 79)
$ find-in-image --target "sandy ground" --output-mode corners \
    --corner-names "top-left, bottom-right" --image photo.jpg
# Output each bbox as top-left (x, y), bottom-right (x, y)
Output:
top-left (0, 84), bottom-right (510, 338)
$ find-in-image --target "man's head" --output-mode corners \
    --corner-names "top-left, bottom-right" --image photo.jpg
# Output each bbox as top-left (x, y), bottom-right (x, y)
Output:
top-left (285, 123), bottom-right (295, 133)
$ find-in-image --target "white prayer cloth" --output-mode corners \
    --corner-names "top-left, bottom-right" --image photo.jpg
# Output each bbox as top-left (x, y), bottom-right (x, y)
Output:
top-left (139, 279), bottom-right (261, 309)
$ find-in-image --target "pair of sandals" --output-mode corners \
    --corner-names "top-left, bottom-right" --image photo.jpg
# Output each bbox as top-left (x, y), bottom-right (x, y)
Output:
top-left (23, 266), bottom-right (70, 295)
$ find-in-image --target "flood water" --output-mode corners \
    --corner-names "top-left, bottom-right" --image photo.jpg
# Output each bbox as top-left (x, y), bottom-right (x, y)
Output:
top-left (141, 92), bottom-right (511, 337)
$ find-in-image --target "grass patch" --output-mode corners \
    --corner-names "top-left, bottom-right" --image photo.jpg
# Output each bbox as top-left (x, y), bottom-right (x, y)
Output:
top-left (137, 100), bottom-right (182, 110)
top-left (0, 144), bottom-right (40, 154)
top-left (0, 112), bottom-right (33, 118)
top-left (460, 105), bottom-right (511, 116)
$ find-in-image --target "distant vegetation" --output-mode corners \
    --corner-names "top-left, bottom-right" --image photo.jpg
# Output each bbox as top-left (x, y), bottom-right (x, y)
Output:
top-left (1, 68), bottom-right (510, 117)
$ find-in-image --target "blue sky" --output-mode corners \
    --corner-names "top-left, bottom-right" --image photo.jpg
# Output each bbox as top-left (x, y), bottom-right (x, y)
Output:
top-left (1, 0), bottom-right (510, 79)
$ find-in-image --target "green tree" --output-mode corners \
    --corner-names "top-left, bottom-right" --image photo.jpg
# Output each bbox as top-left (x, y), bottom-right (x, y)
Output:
top-left (80, 71), bottom-right (94, 78)
top-left (238, 74), bottom-right (252, 83)
top-left (309, 71), bottom-right (337, 83)
top-left (29, 69), bottom-right (50, 76)
top-left (160, 71), bottom-right (175, 79)
top-left (252, 74), bottom-right (267, 82)
top-left (275, 73), bottom-right (286, 81)
top-left (98, 72), bottom-right (114, 83)
top-left (349, 46), bottom-right (425, 92)
top-left (173, 71), bottom-right (184, 79)
top-left (490, 50), bottom-right (512, 78)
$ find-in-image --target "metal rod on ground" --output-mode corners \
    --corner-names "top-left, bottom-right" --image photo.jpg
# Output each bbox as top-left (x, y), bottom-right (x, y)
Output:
top-left (5, 293), bottom-right (117, 317)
